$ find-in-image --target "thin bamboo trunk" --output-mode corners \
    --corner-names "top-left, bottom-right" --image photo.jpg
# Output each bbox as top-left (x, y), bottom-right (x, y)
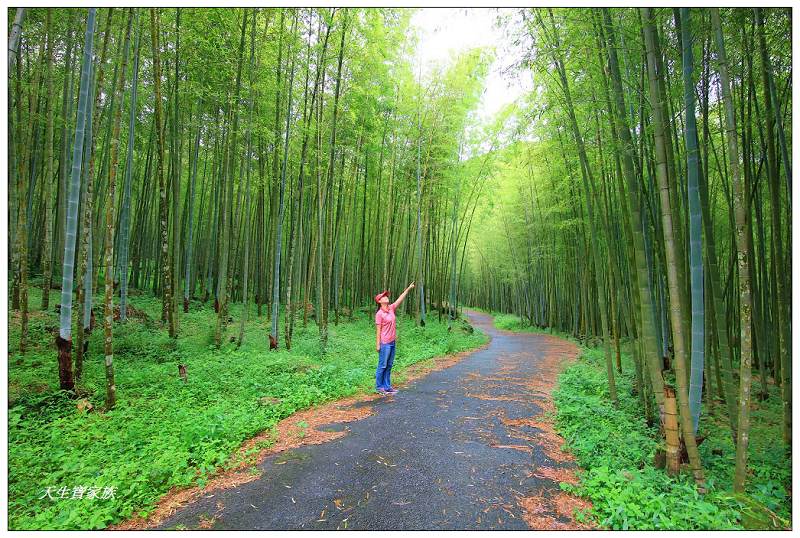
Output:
top-left (270, 12), bottom-right (298, 348)
top-left (150, 7), bottom-right (175, 338)
top-left (101, 8), bottom-right (134, 410)
top-left (215, 9), bottom-right (248, 346)
top-left (40, 11), bottom-right (55, 310)
top-left (711, 7), bottom-right (756, 493)
top-left (755, 7), bottom-right (791, 448)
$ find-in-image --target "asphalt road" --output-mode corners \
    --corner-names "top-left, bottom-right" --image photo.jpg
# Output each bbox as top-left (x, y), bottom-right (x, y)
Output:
top-left (157, 310), bottom-right (582, 530)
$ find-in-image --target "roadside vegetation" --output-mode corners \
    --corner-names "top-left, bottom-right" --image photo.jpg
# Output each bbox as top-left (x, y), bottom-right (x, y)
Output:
top-left (488, 312), bottom-right (790, 530)
top-left (8, 286), bottom-right (486, 530)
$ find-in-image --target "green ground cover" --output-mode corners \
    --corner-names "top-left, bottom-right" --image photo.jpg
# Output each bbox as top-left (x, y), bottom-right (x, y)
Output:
top-left (8, 286), bottom-right (487, 530)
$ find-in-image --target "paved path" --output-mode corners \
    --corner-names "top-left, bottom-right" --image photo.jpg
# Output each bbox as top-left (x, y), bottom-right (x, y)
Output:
top-left (156, 311), bottom-right (584, 530)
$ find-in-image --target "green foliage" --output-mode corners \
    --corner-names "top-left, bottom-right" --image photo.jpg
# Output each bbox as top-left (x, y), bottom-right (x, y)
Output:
top-left (491, 312), bottom-right (543, 333)
top-left (8, 287), bottom-right (487, 530)
top-left (553, 346), bottom-right (791, 530)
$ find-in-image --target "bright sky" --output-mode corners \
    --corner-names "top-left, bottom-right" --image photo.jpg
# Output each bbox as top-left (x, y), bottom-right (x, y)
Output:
top-left (410, 8), bottom-right (532, 127)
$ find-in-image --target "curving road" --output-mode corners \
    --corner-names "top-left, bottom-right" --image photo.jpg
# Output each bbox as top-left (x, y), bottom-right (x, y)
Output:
top-left (156, 310), bottom-right (585, 530)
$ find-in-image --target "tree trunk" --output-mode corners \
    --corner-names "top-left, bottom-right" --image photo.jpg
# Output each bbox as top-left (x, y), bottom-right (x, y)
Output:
top-left (57, 8), bottom-right (97, 393)
top-left (755, 7), bottom-right (791, 449)
top-left (101, 8), bottom-right (134, 410)
top-left (150, 7), bottom-right (175, 338)
top-left (711, 7), bottom-right (756, 493)
top-left (598, 9), bottom-right (666, 416)
top-left (119, 17), bottom-right (141, 321)
top-left (214, 9), bottom-right (248, 346)
top-left (270, 12), bottom-right (298, 349)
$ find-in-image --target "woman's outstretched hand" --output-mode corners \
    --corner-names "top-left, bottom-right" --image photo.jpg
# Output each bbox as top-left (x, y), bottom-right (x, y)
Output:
top-left (392, 282), bottom-right (415, 308)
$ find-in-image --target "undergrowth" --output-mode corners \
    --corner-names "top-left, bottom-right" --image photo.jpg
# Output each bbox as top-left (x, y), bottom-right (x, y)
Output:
top-left (554, 347), bottom-right (791, 530)
top-left (8, 287), bottom-right (487, 530)
top-left (492, 312), bottom-right (557, 336)
top-left (486, 310), bottom-right (790, 530)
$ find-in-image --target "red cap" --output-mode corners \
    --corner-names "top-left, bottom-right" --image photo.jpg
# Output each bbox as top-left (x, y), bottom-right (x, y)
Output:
top-left (374, 290), bottom-right (390, 304)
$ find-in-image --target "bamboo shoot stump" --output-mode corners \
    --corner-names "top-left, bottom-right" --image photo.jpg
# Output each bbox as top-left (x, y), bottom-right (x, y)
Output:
top-left (663, 385), bottom-right (681, 475)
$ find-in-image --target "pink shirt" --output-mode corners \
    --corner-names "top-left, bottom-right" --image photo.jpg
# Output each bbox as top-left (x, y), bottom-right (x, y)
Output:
top-left (375, 303), bottom-right (399, 344)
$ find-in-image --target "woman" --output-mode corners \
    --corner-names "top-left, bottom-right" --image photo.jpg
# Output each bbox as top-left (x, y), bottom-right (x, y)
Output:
top-left (374, 282), bottom-right (415, 394)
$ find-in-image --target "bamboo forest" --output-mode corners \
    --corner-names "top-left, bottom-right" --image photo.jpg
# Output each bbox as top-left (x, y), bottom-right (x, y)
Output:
top-left (6, 6), bottom-right (793, 531)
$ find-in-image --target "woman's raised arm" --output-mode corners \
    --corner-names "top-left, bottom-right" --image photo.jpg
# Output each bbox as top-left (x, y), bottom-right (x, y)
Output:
top-left (391, 282), bottom-right (415, 308)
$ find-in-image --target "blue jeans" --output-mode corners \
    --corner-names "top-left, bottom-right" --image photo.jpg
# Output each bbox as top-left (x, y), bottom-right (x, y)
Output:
top-left (376, 340), bottom-right (396, 390)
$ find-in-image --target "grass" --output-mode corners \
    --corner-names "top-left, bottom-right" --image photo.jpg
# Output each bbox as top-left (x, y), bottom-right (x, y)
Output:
top-left (492, 312), bottom-right (545, 333)
top-left (482, 310), bottom-right (791, 530)
top-left (8, 285), bottom-right (488, 530)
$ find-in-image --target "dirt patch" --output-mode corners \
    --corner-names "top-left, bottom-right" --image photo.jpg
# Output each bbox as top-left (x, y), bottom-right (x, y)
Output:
top-left (516, 490), bottom-right (591, 530)
top-left (110, 303), bottom-right (150, 322)
top-left (552, 491), bottom-right (592, 520)
top-left (110, 342), bottom-right (488, 530)
top-left (533, 466), bottom-right (579, 485)
top-left (517, 491), bottom-right (550, 516)
top-left (195, 500), bottom-right (225, 530)
top-left (519, 512), bottom-right (589, 530)
top-left (9, 309), bottom-right (50, 325)
top-left (196, 514), bottom-right (216, 530)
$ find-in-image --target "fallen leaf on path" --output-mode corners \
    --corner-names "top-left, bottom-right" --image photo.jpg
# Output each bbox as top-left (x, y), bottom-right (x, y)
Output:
top-left (533, 466), bottom-right (579, 485)
top-left (552, 491), bottom-right (592, 520)
top-left (490, 443), bottom-right (532, 453)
